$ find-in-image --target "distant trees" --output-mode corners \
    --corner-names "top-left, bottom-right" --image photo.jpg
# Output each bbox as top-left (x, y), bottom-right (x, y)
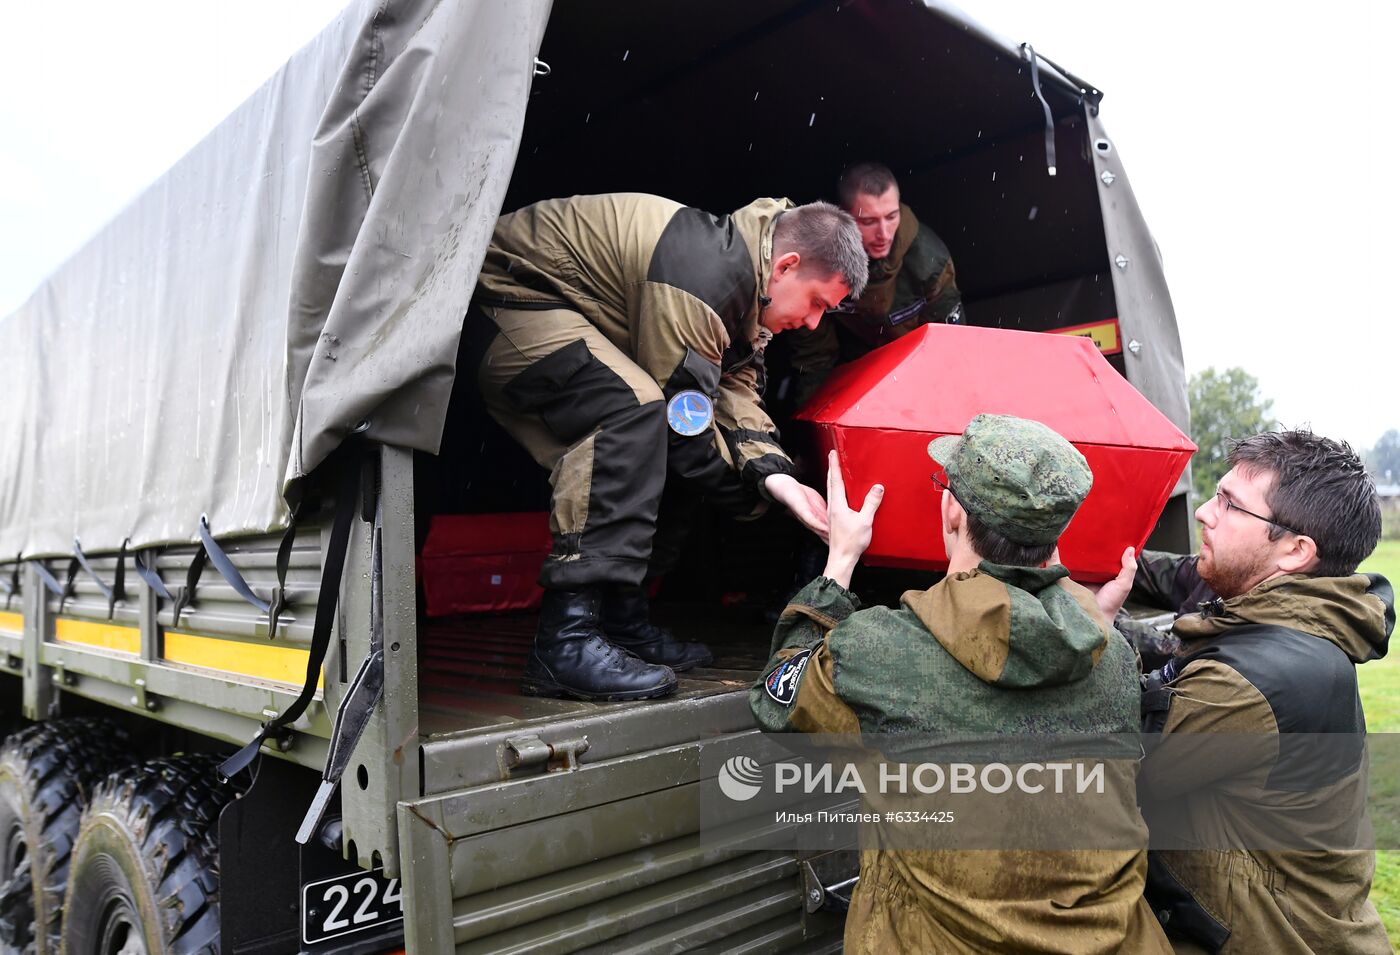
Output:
top-left (1368, 429), bottom-right (1400, 485)
top-left (1187, 368), bottom-right (1278, 503)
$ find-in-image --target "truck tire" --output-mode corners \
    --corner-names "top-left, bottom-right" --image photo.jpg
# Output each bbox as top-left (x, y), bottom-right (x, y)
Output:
top-left (60, 756), bottom-right (239, 955)
top-left (0, 719), bottom-right (132, 955)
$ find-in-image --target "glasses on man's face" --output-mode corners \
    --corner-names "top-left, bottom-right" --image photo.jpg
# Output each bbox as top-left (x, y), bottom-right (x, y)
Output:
top-left (1212, 488), bottom-right (1304, 537)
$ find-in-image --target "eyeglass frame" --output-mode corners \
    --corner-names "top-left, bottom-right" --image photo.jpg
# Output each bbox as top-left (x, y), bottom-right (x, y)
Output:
top-left (930, 471), bottom-right (962, 508)
top-left (1211, 487), bottom-right (1306, 539)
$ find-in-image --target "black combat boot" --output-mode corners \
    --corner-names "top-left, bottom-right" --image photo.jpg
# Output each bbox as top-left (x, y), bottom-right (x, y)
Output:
top-left (522, 588), bottom-right (678, 701)
top-left (602, 584), bottom-right (714, 672)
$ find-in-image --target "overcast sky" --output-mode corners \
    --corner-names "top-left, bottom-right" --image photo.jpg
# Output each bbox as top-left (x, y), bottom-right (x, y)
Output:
top-left (2, 1), bottom-right (1395, 451)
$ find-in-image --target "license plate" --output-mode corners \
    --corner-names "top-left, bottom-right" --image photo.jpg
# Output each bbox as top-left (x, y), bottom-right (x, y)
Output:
top-left (301, 867), bottom-right (404, 945)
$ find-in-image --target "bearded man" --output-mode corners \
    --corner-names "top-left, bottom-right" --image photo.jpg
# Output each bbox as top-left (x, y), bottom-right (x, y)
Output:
top-left (1104, 430), bottom-right (1393, 954)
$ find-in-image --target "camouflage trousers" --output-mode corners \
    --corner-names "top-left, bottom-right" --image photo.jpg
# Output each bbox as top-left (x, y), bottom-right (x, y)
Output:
top-left (472, 305), bottom-right (666, 590)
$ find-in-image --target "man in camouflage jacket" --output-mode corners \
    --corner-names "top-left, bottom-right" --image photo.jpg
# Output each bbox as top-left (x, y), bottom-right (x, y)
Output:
top-left (750, 415), bottom-right (1170, 953)
top-left (472, 194), bottom-right (867, 701)
top-left (786, 161), bottom-right (962, 407)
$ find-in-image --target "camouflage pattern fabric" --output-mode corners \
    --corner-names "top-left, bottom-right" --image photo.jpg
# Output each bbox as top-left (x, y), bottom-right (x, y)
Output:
top-left (751, 568), bottom-right (1170, 954)
top-left (928, 413), bottom-right (1093, 546)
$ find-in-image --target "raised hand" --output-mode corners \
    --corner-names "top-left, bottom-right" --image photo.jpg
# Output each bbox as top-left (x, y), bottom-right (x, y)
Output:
top-left (822, 450), bottom-right (884, 588)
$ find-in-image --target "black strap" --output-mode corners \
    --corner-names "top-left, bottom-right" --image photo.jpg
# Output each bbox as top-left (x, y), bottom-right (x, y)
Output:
top-left (1021, 44), bottom-right (1058, 176)
top-left (3, 556), bottom-right (17, 611)
top-left (219, 456), bottom-right (361, 781)
top-left (72, 538), bottom-right (114, 605)
top-left (59, 559), bottom-right (79, 615)
top-left (1140, 669), bottom-right (1175, 736)
top-left (170, 543), bottom-right (207, 629)
top-left (199, 515), bottom-right (271, 614)
top-left (265, 513), bottom-right (298, 641)
top-left (33, 561), bottom-right (69, 609)
top-left (108, 540), bottom-right (128, 620)
top-left (133, 549), bottom-right (173, 601)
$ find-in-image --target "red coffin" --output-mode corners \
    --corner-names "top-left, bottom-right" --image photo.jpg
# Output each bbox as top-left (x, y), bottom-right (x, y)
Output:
top-left (419, 513), bottom-right (552, 616)
top-left (796, 324), bottom-right (1195, 582)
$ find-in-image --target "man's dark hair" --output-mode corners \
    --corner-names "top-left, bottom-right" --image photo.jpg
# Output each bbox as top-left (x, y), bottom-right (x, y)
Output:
top-left (837, 161), bottom-right (899, 210)
top-left (1227, 429), bottom-right (1381, 577)
top-left (773, 201), bottom-right (869, 298)
top-left (964, 511), bottom-right (1057, 568)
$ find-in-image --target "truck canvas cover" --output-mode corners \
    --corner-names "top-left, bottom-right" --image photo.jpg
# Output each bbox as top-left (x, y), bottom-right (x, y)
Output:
top-left (0, 0), bottom-right (550, 557)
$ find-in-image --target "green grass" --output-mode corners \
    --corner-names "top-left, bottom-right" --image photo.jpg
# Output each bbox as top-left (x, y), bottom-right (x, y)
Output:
top-left (1358, 540), bottom-right (1400, 947)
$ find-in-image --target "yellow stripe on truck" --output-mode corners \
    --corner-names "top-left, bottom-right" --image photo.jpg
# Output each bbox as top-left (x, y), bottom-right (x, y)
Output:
top-left (164, 631), bottom-right (322, 689)
top-left (55, 619), bottom-right (141, 654)
top-left (0, 612), bottom-right (22, 636)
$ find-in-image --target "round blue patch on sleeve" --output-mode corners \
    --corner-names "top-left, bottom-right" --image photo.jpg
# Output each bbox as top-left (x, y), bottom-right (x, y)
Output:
top-left (666, 390), bottom-right (714, 437)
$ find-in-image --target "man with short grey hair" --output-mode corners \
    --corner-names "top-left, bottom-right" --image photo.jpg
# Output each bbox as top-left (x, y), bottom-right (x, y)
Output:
top-left (472, 193), bottom-right (867, 701)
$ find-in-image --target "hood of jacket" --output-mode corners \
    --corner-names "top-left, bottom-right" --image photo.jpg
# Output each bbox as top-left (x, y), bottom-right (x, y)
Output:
top-left (901, 562), bottom-right (1111, 689)
top-left (1173, 572), bottom-right (1393, 663)
top-left (731, 197), bottom-right (793, 350)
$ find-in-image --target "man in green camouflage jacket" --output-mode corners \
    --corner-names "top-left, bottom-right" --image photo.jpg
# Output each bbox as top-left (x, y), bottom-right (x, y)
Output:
top-left (750, 415), bottom-right (1169, 953)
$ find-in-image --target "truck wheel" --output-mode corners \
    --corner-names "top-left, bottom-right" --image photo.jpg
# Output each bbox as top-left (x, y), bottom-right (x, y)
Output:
top-left (0, 719), bottom-right (131, 955)
top-left (60, 756), bottom-right (238, 955)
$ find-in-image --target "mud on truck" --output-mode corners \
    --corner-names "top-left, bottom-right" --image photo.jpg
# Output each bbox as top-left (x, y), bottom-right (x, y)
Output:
top-left (0, 1), bottom-right (1191, 952)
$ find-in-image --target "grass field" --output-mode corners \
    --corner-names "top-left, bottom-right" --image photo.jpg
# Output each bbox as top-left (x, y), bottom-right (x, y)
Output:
top-left (1358, 539), bottom-right (1400, 946)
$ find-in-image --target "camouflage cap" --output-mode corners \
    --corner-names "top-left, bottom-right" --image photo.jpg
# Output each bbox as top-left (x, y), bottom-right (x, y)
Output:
top-left (927, 414), bottom-right (1092, 546)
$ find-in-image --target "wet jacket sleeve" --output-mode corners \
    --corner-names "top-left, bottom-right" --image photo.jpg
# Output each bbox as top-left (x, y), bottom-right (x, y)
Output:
top-left (750, 577), bottom-right (862, 735)
top-left (1131, 550), bottom-right (1199, 611)
top-left (632, 281), bottom-right (784, 517)
top-left (715, 361), bottom-right (796, 492)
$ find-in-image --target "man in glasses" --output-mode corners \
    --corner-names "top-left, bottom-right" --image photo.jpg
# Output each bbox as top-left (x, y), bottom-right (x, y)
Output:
top-left (750, 414), bottom-right (1170, 953)
top-left (1105, 430), bottom-right (1392, 954)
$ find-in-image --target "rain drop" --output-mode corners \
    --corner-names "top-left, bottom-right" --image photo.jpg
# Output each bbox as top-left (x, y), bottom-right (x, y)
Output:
top-left (809, 113), bottom-right (816, 127)
top-left (622, 49), bottom-right (629, 61)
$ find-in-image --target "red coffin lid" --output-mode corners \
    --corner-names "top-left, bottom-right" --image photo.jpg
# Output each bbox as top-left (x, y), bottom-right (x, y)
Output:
top-left (797, 323), bottom-right (1193, 452)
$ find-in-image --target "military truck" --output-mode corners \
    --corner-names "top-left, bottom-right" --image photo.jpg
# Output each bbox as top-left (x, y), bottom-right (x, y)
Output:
top-left (0, 1), bottom-right (1191, 951)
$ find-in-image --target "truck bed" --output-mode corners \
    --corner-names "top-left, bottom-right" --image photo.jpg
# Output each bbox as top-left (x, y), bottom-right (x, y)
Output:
top-left (418, 602), bottom-right (773, 739)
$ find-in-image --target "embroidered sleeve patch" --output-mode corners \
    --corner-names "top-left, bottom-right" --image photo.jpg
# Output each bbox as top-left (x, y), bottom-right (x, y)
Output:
top-left (764, 648), bottom-right (812, 706)
top-left (666, 390), bottom-right (714, 436)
